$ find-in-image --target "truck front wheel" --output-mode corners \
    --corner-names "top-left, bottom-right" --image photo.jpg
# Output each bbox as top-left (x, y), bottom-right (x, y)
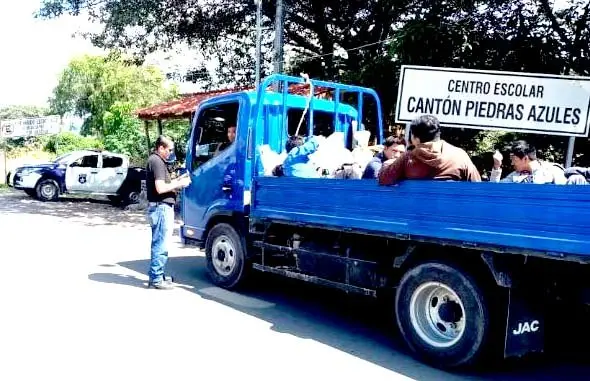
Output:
top-left (395, 261), bottom-right (490, 369)
top-left (205, 223), bottom-right (248, 289)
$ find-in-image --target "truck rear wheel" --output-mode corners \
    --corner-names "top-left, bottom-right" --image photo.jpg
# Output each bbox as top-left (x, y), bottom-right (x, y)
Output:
top-left (205, 223), bottom-right (248, 289)
top-left (395, 261), bottom-right (490, 368)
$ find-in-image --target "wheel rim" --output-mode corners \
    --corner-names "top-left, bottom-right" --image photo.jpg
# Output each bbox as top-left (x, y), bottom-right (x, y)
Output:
top-left (211, 235), bottom-right (237, 276)
top-left (409, 281), bottom-right (466, 348)
top-left (40, 183), bottom-right (56, 199)
top-left (128, 192), bottom-right (140, 204)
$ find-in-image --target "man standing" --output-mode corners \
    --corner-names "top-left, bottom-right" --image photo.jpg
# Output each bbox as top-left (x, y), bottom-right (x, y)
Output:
top-left (378, 115), bottom-right (481, 185)
top-left (146, 136), bottom-right (191, 289)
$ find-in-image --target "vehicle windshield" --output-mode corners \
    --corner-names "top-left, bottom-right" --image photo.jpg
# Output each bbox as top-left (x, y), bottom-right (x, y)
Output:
top-left (53, 153), bottom-right (74, 164)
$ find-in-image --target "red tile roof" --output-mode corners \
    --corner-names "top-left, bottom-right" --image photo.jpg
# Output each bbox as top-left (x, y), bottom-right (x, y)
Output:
top-left (136, 87), bottom-right (251, 120)
top-left (136, 82), bottom-right (333, 120)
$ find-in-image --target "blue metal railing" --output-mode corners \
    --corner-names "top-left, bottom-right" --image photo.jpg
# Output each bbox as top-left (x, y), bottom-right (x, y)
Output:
top-left (251, 74), bottom-right (385, 176)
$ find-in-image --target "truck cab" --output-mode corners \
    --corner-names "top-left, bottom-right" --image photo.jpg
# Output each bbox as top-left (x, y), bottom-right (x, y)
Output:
top-left (181, 76), bottom-right (377, 243)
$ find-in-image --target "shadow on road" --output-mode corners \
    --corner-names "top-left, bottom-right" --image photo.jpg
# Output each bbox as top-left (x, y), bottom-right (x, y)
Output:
top-left (0, 190), bottom-right (180, 230)
top-left (89, 255), bottom-right (590, 381)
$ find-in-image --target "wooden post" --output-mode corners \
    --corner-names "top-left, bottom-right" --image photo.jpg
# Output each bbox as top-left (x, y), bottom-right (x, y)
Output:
top-left (157, 119), bottom-right (163, 136)
top-left (0, 142), bottom-right (6, 185)
top-left (144, 120), bottom-right (151, 155)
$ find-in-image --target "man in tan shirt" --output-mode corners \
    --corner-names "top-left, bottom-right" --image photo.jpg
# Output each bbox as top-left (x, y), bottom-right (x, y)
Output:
top-left (378, 115), bottom-right (481, 185)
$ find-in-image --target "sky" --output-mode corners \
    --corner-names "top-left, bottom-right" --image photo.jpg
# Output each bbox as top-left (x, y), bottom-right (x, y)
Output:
top-left (0, 0), bottom-right (210, 109)
top-left (0, 1), bottom-right (105, 108)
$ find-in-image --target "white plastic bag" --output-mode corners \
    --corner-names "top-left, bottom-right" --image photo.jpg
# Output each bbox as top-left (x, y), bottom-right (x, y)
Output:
top-left (258, 145), bottom-right (287, 176)
top-left (351, 131), bottom-right (372, 171)
top-left (308, 132), bottom-right (353, 176)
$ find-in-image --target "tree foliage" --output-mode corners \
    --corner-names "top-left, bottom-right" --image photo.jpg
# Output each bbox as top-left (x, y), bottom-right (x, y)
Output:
top-left (38, 0), bottom-right (590, 166)
top-left (38, 1), bottom-right (590, 110)
top-left (0, 105), bottom-right (49, 120)
top-left (43, 132), bottom-right (104, 156)
top-left (49, 52), bottom-right (176, 136)
top-left (101, 101), bottom-right (147, 164)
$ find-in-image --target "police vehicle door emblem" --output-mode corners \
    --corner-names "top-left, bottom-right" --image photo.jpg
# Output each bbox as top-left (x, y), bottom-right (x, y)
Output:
top-left (78, 174), bottom-right (87, 184)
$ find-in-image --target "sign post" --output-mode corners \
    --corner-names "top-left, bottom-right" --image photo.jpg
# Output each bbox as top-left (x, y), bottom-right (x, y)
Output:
top-left (566, 136), bottom-right (576, 167)
top-left (396, 65), bottom-right (590, 165)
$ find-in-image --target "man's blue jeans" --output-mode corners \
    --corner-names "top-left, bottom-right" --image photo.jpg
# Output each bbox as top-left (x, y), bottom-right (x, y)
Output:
top-left (147, 202), bottom-right (175, 284)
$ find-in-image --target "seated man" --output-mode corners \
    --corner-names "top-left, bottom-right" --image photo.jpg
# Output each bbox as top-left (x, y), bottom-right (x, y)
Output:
top-left (490, 140), bottom-right (566, 184)
top-left (362, 136), bottom-right (406, 179)
top-left (214, 125), bottom-right (236, 156)
top-left (279, 135), bottom-right (324, 178)
top-left (564, 167), bottom-right (590, 185)
top-left (378, 115), bottom-right (481, 185)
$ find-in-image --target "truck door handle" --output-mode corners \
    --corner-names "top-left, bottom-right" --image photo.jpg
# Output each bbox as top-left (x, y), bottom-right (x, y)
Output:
top-left (90, 170), bottom-right (98, 174)
top-left (222, 186), bottom-right (232, 192)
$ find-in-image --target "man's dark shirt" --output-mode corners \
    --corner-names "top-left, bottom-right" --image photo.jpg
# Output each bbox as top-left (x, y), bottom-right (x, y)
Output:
top-left (362, 152), bottom-right (386, 179)
top-left (146, 153), bottom-right (176, 205)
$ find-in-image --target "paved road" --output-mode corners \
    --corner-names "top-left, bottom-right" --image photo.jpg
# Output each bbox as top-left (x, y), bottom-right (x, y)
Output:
top-left (1, 189), bottom-right (589, 380)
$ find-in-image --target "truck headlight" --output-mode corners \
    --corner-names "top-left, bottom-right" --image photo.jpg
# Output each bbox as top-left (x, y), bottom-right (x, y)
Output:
top-left (18, 168), bottom-right (38, 176)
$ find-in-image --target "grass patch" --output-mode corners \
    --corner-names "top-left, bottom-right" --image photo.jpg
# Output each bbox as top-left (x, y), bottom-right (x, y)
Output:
top-left (0, 184), bottom-right (9, 192)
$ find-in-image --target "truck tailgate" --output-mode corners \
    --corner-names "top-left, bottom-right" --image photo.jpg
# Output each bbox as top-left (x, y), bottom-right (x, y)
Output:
top-left (251, 177), bottom-right (590, 258)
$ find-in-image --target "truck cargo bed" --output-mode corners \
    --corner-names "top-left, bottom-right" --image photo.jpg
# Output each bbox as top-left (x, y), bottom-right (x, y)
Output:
top-left (251, 177), bottom-right (590, 260)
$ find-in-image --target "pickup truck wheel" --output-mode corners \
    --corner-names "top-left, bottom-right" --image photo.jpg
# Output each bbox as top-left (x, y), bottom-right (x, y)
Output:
top-left (35, 179), bottom-right (59, 202)
top-left (205, 223), bottom-right (248, 289)
top-left (126, 191), bottom-right (140, 204)
top-left (395, 262), bottom-right (490, 369)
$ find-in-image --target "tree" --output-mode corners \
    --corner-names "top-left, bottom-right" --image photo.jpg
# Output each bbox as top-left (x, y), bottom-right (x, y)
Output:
top-left (0, 105), bottom-right (49, 120)
top-left (101, 102), bottom-right (147, 164)
top-left (38, 0), bottom-right (590, 166)
top-left (43, 132), bottom-right (104, 156)
top-left (37, 1), bottom-right (414, 85)
top-left (49, 52), bottom-right (176, 136)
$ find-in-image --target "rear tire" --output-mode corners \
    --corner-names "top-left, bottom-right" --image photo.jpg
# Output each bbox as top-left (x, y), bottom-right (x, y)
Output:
top-left (395, 261), bottom-right (490, 369)
top-left (205, 223), bottom-right (249, 289)
top-left (35, 179), bottom-right (59, 202)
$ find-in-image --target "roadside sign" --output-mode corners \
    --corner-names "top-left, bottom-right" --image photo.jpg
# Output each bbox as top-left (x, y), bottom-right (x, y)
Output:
top-left (395, 65), bottom-right (590, 137)
top-left (0, 115), bottom-right (61, 138)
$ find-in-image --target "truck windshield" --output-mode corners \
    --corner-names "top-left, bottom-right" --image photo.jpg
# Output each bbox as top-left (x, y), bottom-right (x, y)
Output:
top-left (53, 153), bottom-right (74, 164)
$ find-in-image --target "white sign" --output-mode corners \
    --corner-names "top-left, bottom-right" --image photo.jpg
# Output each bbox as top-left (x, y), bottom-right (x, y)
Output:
top-left (0, 115), bottom-right (61, 138)
top-left (395, 65), bottom-right (590, 137)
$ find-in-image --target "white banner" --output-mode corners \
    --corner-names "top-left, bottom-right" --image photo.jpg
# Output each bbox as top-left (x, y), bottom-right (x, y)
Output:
top-left (395, 65), bottom-right (590, 137)
top-left (0, 115), bottom-right (61, 138)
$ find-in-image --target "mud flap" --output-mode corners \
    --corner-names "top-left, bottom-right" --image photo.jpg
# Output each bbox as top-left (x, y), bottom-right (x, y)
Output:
top-left (504, 286), bottom-right (545, 358)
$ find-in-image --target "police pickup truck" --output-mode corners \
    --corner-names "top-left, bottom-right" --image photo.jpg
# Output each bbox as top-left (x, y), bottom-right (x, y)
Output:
top-left (11, 149), bottom-right (145, 204)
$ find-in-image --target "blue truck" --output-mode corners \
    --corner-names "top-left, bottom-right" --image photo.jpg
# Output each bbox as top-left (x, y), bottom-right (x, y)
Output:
top-left (180, 74), bottom-right (590, 368)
